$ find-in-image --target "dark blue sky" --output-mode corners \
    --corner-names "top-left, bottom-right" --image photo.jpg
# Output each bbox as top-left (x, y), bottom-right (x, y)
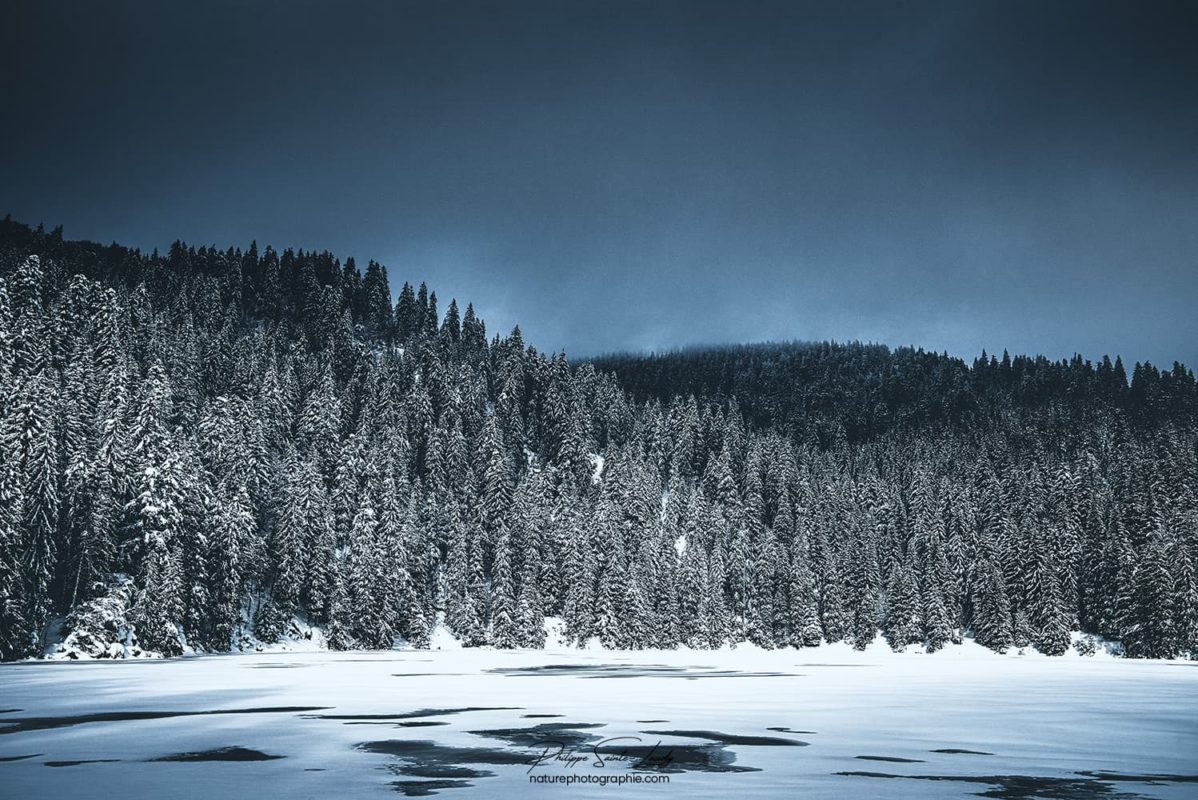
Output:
top-left (2, 1), bottom-right (1196, 366)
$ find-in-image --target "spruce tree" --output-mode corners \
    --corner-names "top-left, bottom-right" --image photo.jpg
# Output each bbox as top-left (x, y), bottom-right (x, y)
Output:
top-left (972, 557), bottom-right (1014, 652)
top-left (1122, 529), bottom-right (1178, 659)
top-left (0, 477), bottom-right (32, 659)
top-left (209, 483), bottom-right (253, 650)
top-left (786, 544), bottom-right (823, 648)
top-left (884, 551), bottom-right (922, 651)
top-left (489, 525), bottom-right (520, 648)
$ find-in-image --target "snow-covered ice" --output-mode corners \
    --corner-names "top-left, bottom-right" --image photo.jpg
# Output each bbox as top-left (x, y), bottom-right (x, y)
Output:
top-left (2, 642), bottom-right (1196, 799)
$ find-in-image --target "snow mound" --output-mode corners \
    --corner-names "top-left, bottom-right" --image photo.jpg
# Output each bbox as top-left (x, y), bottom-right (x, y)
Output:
top-left (233, 614), bottom-right (329, 654)
top-left (428, 612), bottom-right (464, 650)
top-left (43, 576), bottom-right (173, 660)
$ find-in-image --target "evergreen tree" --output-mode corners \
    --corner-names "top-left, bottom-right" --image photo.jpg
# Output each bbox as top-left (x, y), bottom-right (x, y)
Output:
top-left (1027, 527), bottom-right (1072, 656)
top-left (785, 542), bottom-right (824, 648)
top-left (4, 373), bottom-right (59, 642)
top-left (0, 477), bottom-right (32, 659)
top-left (489, 525), bottom-right (520, 648)
top-left (1121, 529), bottom-right (1178, 659)
top-left (348, 496), bottom-right (393, 649)
top-left (972, 557), bottom-right (1014, 652)
top-left (1167, 529), bottom-right (1198, 659)
top-left (209, 483), bottom-right (254, 650)
top-left (884, 550), bottom-right (922, 651)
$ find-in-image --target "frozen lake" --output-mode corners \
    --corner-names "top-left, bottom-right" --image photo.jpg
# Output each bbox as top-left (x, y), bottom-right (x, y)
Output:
top-left (2, 644), bottom-right (1196, 799)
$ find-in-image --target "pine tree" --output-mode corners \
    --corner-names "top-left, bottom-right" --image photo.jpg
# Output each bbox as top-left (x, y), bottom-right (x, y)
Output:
top-left (593, 505), bottom-right (629, 649)
top-left (300, 461), bottom-right (337, 624)
top-left (489, 525), bottom-right (520, 648)
top-left (443, 502), bottom-right (485, 645)
top-left (1121, 529), bottom-right (1178, 659)
top-left (133, 532), bottom-right (183, 656)
top-left (361, 260), bottom-right (393, 340)
top-left (395, 282), bottom-right (418, 340)
top-left (785, 541), bottom-right (823, 648)
top-left (517, 569), bottom-right (546, 648)
top-left (1027, 527), bottom-right (1072, 656)
top-left (209, 483), bottom-right (254, 650)
top-left (819, 568), bottom-right (851, 645)
top-left (745, 530), bottom-right (781, 648)
top-left (883, 551), bottom-right (922, 651)
top-left (124, 463), bottom-right (187, 656)
top-left (381, 489), bottom-right (427, 648)
top-left (479, 414), bottom-right (514, 539)
top-left (348, 497), bottom-right (392, 649)
top-left (297, 364), bottom-right (341, 481)
top-left (4, 372), bottom-right (60, 643)
top-left (0, 278), bottom-right (13, 386)
top-left (1012, 607), bottom-right (1034, 649)
top-left (561, 497), bottom-right (597, 644)
top-left (845, 528), bottom-right (881, 650)
top-left (261, 456), bottom-right (316, 638)
top-left (325, 567), bottom-right (355, 651)
top-left (971, 557), bottom-right (1014, 652)
top-left (922, 584), bottom-right (953, 652)
top-left (0, 476), bottom-right (33, 659)
top-left (1174, 542), bottom-right (1198, 659)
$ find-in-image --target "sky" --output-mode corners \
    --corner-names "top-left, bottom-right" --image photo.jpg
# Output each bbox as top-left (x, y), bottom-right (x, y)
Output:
top-left (2, 1), bottom-right (1196, 367)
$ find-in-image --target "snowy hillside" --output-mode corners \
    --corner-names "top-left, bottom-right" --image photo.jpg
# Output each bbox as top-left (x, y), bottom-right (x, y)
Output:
top-left (2, 221), bottom-right (1197, 667)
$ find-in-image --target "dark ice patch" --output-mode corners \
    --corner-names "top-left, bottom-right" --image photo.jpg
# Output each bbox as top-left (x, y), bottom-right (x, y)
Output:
top-left (521, 714), bottom-right (564, 719)
top-left (342, 720), bottom-right (450, 728)
top-left (471, 723), bottom-right (766, 773)
top-left (44, 759), bottom-right (120, 767)
top-left (0, 706), bottom-right (327, 735)
top-left (149, 746), bottom-right (283, 762)
top-left (856, 755), bottom-right (925, 763)
top-left (391, 673), bottom-right (470, 677)
top-left (487, 664), bottom-right (796, 679)
top-left (391, 779), bottom-right (473, 796)
top-left (397, 764), bottom-right (491, 779)
top-left (1078, 772), bottom-right (1198, 785)
top-left (0, 753), bottom-right (39, 762)
top-left (360, 730), bottom-right (759, 788)
top-left (468, 722), bottom-right (607, 749)
top-left (932, 748), bottom-right (994, 755)
top-left (642, 729), bottom-right (808, 746)
top-left (307, 707), bottom-right (519, 722)
top-left (766, 726), bottom-right (816, 734)
top-left (797, 663), bottom-right (876, 667)
top-left (835, 770), bottom-right (1198, 799)
top-left (358, 739), bottom-right (530, 774)
top-left (593, 740), bottom-right (758, 773)
top-left (250, 663), bottom-right (312, 669)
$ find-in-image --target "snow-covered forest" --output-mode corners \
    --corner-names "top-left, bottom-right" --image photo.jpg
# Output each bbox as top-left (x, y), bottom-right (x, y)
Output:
top-left (1, 218), bottom-right (1196, 662)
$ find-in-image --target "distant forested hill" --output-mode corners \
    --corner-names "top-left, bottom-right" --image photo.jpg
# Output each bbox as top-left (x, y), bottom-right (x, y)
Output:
top-left (1, 217), bottom-right (1195, 663)
top-left (590, 342), bottom-right (1197, 447)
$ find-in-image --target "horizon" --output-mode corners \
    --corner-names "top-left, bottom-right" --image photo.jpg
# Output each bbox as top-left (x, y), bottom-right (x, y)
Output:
top-left (6, 214), bottom-right (1190, 373)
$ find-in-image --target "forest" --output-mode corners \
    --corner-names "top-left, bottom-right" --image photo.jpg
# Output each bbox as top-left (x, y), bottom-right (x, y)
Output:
top-left (1, 217), bottom-right (1196, 662)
